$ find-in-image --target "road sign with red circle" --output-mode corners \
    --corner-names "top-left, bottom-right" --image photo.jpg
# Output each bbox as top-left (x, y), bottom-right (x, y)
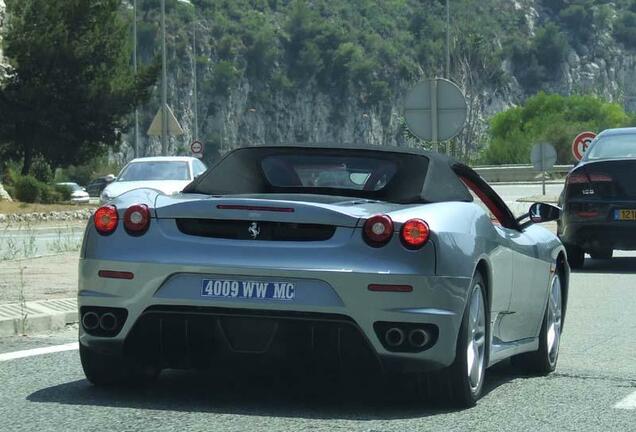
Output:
top-left (572, 131), bottom-right (596, 161)
top-left (190, 140), bottom-right (204, 157)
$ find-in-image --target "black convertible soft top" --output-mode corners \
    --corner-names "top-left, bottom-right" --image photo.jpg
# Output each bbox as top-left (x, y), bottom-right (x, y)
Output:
top-left (184, 145), bottom-right (473, 204)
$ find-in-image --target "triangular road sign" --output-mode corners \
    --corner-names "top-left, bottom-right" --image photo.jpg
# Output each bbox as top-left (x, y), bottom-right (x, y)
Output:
top-left (147, 104), bottom-right (184, 137)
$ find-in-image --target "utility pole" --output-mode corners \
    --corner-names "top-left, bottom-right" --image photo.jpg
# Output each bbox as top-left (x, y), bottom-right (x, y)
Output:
top-left (446, 0), bottom-right (450, 79)
top-left (177, 0), bottom-right (198, 142)
top-left (133, 0), bottom-right (140, 157)
top-left (193, 20), bottom-right (199, 142)
top-left (160, 0), bottom-right (168, 155)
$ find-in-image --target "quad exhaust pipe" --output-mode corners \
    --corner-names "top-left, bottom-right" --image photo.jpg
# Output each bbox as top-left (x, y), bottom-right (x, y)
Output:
top-left (81, 312), bottom-right (100, 331)
top-left (408, 328), bottom-right (430, 348)
top-left (82, 311), bottom-right (119, 333)
top-left (99, 312), bottom-right (118, 332)
top-left (385, 327), bottom-right (405, 347)
top-left (382, 326), bottom-right (432, 350)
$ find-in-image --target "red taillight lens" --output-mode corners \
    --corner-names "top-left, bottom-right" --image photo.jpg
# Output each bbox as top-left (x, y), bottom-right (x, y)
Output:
top-left (363, 214), bottom-right (394, 246)
top-left (589, 173), bottom-right (613, 182)
top-left (94, 205), bottom-right (118, 235)
top-left (124, 204), bottom-right (150, 234)
top-left (400, 219), bottom-right (430, 249)
top-left (567, 173), bottom-right (589, 184)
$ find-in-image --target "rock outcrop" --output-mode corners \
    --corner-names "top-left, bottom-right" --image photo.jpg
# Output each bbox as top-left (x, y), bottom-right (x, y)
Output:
top-left (0, 183), bottom-right (11, 202)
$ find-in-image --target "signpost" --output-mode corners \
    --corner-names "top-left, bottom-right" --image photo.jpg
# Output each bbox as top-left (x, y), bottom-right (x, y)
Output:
top-left (404, 78), bottom-right (468, 152)
top-left (531, 143), bottom-right (557, 195)
top-left (572, 131), bottom-right (596, 161)
top-left (147, 105), bottom-right (184, 137)
top-left (190, 140), bottom-right (204, 159)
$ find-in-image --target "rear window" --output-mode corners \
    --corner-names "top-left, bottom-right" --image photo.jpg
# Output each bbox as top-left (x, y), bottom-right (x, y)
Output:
top-left (586, 135), bottom-right (636, 161)
top-left (118, 162), bottom-right (190, 181)
top-left (261, 155), bottom-right (397, 191)
top-left (183, 146), bottom-right (472, 204)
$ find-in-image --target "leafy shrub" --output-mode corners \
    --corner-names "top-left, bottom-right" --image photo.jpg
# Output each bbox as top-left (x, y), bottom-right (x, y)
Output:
top-left (40, 185), bottom-right (62, 204)
top-left (614, 11), bottom-right (636, 46)
top-left (209, 61), bottom-right (241, 97)
top-left (481, 93), bottom-right (632, 165)
top-left (54, 184), bottom-right (73, 201)
top-left (4, 185), bottom-right (15, 199)
top-left (31, 155), bottom-right (54, 183)
top-left (510, 24), bottom-right (568, 91)
top-left (14, 176), bottom-right (42, 203)
top-left (1, 160), bottom-right (22, 186)
top-left (533, 24), bottom-right (568, 73)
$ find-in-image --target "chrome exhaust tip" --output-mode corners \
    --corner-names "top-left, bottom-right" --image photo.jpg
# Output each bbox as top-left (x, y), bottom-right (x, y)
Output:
top-left (408, 328), bottom-right (430, 348)
top-left (99, 312), bottom-right (118, 332)
top-left (385, 327), bottom-right (405, 347)
top-left (81, 312), bottom-right (100, 331)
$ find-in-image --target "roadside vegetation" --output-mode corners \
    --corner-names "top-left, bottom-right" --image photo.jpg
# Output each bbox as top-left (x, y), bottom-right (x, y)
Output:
top-left (480, 93), bottom-right (635, 165)
top-left (0, 0), bottom-right (157, 176)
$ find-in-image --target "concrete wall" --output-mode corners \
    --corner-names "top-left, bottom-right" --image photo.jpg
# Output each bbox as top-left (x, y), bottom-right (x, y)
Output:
top-left (474, 165), bottom-right (573, 183)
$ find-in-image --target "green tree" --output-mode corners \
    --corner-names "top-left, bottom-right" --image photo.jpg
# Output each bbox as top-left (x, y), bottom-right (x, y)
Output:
top-left (0, 0), bottom-right (158, 175)
top-left (481, 93), bottom-right (633, 165)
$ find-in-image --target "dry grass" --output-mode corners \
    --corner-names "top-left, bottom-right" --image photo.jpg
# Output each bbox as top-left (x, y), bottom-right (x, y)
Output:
top-left (0, 201), bottom-right (97, 214)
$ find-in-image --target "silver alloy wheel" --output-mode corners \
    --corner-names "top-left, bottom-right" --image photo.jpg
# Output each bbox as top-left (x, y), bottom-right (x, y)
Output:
top-left (546, 274), bottom-right (563, 367)
top-left (467, 283), bottom-right (486, 392)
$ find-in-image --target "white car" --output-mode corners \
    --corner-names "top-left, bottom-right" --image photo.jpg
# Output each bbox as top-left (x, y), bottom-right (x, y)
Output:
top-left (56, 182), bottom-right (90, 204)
top-left (100, 156), bottom-right (207, 204)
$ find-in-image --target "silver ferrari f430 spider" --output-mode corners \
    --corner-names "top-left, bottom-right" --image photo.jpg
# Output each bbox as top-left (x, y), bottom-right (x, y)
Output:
top-left (79, 146), bottom-right (568, 407)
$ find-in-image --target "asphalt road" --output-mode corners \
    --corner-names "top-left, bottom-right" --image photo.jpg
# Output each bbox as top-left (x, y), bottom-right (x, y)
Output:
top-left (1, 253), bottom-right (636, 431)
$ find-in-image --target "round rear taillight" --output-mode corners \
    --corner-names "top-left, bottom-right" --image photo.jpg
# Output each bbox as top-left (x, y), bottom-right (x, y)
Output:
top-left (124, 204), bottom-right (150, 235)
top-left (400, 219), bottom-right (430, 249)
top-left (94, 205), bottom-right (118, 235)
top-left (363, 214), bottom-right (394, 246)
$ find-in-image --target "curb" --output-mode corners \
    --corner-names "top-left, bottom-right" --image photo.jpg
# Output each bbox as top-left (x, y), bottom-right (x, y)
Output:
top-left (0, 298), bottom-right (77, 337)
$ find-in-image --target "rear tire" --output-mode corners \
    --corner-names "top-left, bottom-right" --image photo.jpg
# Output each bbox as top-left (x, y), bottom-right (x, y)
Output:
top-left (590, 248), bottom-right (613, 260)
top-left (565, 244), bottom-right (584, 269)
top-left (418, 273), bottom-right (488, 407)
top-left (512, 271), bottom-right (563, 374)
top-left (80, 344), bottom-right (159, 386)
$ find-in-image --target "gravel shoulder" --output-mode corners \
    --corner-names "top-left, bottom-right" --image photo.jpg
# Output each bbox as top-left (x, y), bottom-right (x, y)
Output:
top-left (0, 252), bottom-right (79, 304)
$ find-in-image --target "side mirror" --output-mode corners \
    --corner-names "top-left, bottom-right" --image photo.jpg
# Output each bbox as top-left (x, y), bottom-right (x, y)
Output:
top-left (529, 202), bottom-right (561, 223)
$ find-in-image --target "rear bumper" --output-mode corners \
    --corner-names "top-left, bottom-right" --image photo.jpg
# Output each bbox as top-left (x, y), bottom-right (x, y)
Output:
top-left (78, 258), bottom-right (472, 373)
top-left (560, 206), bottom-right (636, 250)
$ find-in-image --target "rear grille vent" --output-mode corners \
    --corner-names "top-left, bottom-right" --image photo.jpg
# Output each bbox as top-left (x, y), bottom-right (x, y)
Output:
top-left (176, 218), bottom-right (336, 241)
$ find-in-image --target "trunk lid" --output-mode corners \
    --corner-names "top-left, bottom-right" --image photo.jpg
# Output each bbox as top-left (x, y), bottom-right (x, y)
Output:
top-left (154, 193), bottom-right (404, 228)
top-left (569, 159), bottom-right (636, 199)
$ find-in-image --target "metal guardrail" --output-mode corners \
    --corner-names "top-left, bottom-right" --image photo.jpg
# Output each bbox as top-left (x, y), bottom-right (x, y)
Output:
top-left (474, 164), bottom-right (573, 183)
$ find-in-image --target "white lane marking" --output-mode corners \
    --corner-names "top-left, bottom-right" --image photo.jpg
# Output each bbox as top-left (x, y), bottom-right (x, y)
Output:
top-left (614, 390), bottom-right (636, 410)
top-left (0, 342), bottom-right (78, 362)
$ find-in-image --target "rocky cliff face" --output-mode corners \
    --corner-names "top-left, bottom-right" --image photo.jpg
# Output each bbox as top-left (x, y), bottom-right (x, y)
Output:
top-left (506, 0), bottom-right (636, 111)
top-left (128, 0), bottom-right (635, 165)
top-left (1, 0), bottom-right (634, 166)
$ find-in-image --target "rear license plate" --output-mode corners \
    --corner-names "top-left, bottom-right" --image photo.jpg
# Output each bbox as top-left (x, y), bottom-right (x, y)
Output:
top-left (614, 209), bottom-right (636, 221)
top-left (201, 279), bottom-right (295, 301)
